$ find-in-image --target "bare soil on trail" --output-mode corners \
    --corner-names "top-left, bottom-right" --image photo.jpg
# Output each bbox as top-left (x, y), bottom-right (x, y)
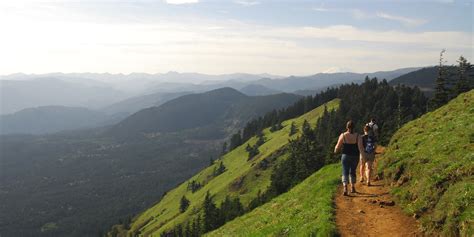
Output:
top-left (335, 155), bottom-right (422, 237)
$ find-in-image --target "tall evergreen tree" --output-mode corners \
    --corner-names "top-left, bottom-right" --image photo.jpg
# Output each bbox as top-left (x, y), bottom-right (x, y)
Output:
top-left (184, 222), bottom-right (192, 237)
top-left (455, 55), bottom-right (471, 95)
top-left (431, 49), bottom-right (449, 109)
top-left (229, 132), bottom-right (242, 150)
top-left (203, 191), bottom-right (218, 232)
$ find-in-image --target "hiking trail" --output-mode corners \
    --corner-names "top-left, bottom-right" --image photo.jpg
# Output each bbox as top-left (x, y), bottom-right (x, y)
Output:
top-left (335, 149), bottom-right (422, 237)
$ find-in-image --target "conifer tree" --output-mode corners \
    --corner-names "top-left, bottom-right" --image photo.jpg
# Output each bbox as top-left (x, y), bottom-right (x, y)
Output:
top-left (179, 195), bottom-right (190, 213)
top-left (302, 120), bottom-right (312, 136)
top-left (289, 122), bottom-right (298, 136)
top-left (203, 191), bottom-right (218, 232)
top-left (256, 133), bottom-right (265, 146)
top-left (431, 49), bottom-right (449, 109)
top-left (184, 222), bottom-right (192, 237)
top-left (455, 55), bottom-right (471, 95)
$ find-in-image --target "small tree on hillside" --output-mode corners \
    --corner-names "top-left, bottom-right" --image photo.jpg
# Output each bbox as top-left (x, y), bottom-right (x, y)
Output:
top-left (289, 122), bottom-right (298, 136)
top-left (180, 195), bottom-right (190, 213)
top-left (229, 132), bottom-right (242, 150)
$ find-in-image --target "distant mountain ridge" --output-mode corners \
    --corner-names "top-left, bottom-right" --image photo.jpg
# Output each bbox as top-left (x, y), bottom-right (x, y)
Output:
top-left (102, 91), bottom-right (192, 115)
top-left (111, 87), bottom-right (301, 137)
top-left (0, 77), bottom-right (128, 115)
top-left (0, 106), bottom-right (111, 135)
top-left (239, 84), bottom-right (281, 96)
top-left (1, 68), bottom-right (419, 115)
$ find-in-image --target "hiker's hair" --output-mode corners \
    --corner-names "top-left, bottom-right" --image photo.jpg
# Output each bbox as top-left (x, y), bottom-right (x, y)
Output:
top-left (364, 125), bottom-right (370, 133)
top-left (346, 120), bottom-right (354, 134)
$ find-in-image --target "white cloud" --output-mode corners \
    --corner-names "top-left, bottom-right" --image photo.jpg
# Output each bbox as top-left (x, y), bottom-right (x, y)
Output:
top-left (165, 0), bottom-right (199, 5)
top-left (0, 4), bottom-right (470, 75)
top-left (235, 0), bottom-right (260, 6)
top-left (376, 12), bottom-right (427, 27)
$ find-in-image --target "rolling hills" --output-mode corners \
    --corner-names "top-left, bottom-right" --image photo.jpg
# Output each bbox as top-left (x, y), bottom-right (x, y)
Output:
top-left (119, 98), bottom-right (340, 236)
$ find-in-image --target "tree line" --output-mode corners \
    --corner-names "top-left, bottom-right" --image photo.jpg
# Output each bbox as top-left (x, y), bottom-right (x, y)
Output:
top-left (161, 192), bottom-right (244, 237)
top-left (227, 88), bottom-right (339, 151)
top-left (431, 52), bottom-right (473, 110)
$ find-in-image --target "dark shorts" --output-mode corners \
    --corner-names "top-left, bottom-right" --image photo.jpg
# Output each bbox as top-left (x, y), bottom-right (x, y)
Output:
top-left (361, 152), bottom-right (375, 162)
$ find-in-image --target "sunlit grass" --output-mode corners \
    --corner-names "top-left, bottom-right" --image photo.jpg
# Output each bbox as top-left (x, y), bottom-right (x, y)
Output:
top-left (378, 90), bottom-right (474, 236)
top-left (206, 164), bottom-right (340, 237)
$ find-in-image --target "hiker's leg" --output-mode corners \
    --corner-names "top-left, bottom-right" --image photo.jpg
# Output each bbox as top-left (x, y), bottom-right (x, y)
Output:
top-left (365, 160), bottom-right (373, 184)
top-left (341, 154), bottom-right (349, 195)
top-left (341, 154), bottom-right (350, 185)
top-left (359, 154), bottom-right (365, 182)
top-left (349, 155), bottom-right (358, 192)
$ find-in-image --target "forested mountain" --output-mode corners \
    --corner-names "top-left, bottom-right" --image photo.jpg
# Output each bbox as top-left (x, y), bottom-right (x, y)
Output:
top-left (0, 106), bottom-right (111, 135)
top-left (111, 88), bottom-right (301, 137)
top-left (238, 84), bottom-right (281, 96)
top-left (389, 65), bottom-right (474, 96)
top-left (0, 87), bottom-right (300, 237)
top-left (252, 67), bottom-right (419, 92)
top-left (102, 91), bottom-right (192, 115)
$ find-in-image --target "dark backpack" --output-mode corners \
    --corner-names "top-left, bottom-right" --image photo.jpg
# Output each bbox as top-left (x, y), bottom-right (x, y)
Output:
top-left (363, 135), bottom-right (376, 154)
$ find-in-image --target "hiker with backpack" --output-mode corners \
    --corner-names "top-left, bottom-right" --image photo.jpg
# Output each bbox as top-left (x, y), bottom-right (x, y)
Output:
top-left (367, 118), bottom-right (379, 141)
top-left (334, 120), bottom-right (365, 196)
top-left (360, 124), bottom-right (376, 186)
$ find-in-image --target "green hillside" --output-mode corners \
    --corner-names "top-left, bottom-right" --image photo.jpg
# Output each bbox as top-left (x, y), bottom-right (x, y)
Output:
top-left (207, 164), bottom-right (340, 236)
top-left (125, 99), bottom-right (340, 236)
top-left (378, 90), bottom-right (474, 236)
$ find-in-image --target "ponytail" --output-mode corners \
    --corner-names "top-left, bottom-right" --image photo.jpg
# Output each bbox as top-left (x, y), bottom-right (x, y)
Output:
top-left (346, 120), bottom-right (354, 134)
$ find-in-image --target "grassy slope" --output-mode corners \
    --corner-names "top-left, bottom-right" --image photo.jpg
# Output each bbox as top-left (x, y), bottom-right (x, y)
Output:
top-left (207, 164), bottom-right (340, 237)
top-left (128, 99), bottom-right (340, 236)
top-left (378, 90), bottom-right (474, 236)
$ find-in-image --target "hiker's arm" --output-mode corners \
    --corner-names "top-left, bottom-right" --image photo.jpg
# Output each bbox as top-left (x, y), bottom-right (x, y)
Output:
top-left (334, 134), bottom-right (343, 153)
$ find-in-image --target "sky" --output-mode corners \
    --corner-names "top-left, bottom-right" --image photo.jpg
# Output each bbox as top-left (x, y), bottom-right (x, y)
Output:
top-left (0, 0), bottom-right (472, 76)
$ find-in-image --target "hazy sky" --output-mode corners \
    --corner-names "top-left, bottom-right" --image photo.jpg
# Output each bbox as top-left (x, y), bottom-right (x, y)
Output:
top-left (0, 0), bottom-right (472, 75)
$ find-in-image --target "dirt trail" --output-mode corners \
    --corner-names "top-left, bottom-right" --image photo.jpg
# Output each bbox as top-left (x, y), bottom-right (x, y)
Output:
top-left (335, 151), bottom-right (422, 237)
